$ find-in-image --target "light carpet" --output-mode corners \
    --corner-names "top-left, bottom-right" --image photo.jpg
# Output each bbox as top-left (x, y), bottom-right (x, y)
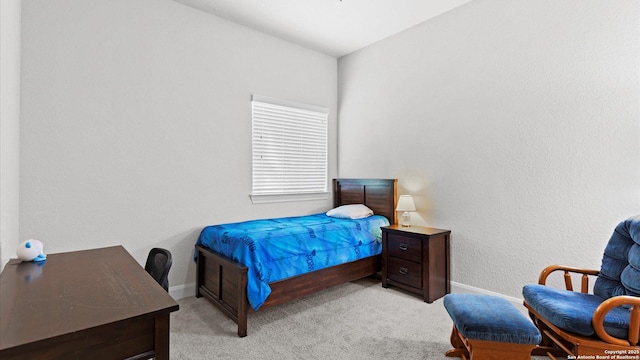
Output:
top-left (170, 277), bottom-right (553, 359)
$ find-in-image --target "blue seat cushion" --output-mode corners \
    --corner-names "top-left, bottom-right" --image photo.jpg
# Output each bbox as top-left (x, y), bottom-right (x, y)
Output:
top-left (523, 284), bottom-right (631, 338)
top-left (443, 293), bottom-right (541, 344)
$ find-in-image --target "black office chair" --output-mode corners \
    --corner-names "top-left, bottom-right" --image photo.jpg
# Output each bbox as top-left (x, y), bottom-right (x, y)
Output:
top-left (145, 248), bottom-right (172, 292)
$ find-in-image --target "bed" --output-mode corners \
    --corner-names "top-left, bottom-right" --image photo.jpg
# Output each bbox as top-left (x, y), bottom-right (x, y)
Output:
top-left (194, 178), bottom-right (398, 337)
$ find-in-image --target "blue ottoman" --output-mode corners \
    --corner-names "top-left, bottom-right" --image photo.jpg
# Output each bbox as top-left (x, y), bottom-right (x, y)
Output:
top-left (443, 294), bottom-right (541, 360)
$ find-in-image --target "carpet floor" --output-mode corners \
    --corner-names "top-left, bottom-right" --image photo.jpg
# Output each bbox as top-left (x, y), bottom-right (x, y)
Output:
top-left (170, 277), bottom-right (555, 359)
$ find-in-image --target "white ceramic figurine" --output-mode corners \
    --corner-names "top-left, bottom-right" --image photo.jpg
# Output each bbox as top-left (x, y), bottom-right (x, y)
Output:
top-left (16, 239), bottom-right (47, 262)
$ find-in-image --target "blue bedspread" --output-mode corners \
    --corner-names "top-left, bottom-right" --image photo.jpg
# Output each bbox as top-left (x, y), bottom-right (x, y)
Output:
top-left (195, 213), bottom-right (389, 311)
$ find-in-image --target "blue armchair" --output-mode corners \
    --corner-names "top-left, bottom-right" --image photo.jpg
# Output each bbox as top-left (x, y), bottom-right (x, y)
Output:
top-left (523, 215), bottom-right (640, 358)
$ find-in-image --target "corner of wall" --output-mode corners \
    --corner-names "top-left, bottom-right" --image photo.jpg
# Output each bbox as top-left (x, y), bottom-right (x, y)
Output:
top-left (0, 0), bottom-right (22, 273)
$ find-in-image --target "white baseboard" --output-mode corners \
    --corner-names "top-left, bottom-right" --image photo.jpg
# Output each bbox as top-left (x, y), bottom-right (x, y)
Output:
top-left (169, 280), bottom-right (529, 315)
top-left (169, 282), bottom-right (196, 300)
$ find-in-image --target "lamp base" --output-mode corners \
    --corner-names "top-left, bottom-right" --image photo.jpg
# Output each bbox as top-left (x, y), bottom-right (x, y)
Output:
top-left (401, 212), bottom-right (411, 227)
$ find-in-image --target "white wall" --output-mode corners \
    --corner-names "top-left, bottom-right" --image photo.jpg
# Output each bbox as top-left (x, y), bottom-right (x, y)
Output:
top-left (19, 0), bottom-right (337, 295)
top-left (338, 0), bottom-right (640, 299)
top-left (0, 0), bottom-right (21, 271)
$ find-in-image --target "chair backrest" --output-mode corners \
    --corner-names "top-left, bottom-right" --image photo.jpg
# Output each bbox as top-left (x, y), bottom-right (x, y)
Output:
top-left (594, 216), bottom-right (640, 299)
top-left (145, 248), bottom-right (172, 292)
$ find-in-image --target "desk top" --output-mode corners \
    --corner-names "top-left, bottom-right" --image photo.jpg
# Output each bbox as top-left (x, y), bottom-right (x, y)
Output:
top-left (0, 245), bottom-right (179, 351)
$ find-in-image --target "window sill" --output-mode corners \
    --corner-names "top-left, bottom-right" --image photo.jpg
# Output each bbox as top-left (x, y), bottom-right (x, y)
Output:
top-left (249, 192), bottom-right (329, 204)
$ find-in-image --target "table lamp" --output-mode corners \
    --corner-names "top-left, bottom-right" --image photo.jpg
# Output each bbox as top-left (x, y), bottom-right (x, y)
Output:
top-left (396, 195), bottom-right (416, 227)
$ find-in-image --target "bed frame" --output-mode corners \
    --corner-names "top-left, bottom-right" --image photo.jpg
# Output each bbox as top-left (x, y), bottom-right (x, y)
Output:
top-left (195, 178), bottom-right (398, 337)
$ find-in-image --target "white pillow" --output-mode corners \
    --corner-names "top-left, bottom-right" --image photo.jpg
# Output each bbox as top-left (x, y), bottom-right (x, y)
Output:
top-left (326, 204), bottom-right (374, 219)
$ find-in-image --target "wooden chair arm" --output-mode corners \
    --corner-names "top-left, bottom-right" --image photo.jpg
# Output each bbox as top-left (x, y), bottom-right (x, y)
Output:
top-left (538, 265), bottom-right (600, 293)
top-left (593, 296), bottom-right (640, 346)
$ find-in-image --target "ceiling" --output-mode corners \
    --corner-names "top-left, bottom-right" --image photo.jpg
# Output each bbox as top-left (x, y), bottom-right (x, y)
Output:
top-left (172, 0), bottom-right (472, 58)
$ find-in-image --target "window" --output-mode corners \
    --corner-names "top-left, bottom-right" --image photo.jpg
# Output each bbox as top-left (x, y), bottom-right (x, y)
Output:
top-left (250, 95), bottom-right (329, 203)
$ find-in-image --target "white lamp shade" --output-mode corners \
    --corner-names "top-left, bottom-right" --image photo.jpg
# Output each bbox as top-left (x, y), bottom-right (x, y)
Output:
top-left (395, 195), bottom-right (416, 212)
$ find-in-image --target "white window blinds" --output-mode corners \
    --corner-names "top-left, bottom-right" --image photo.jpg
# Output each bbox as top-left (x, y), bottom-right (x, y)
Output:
top-left (251, 95), bottom-right (329, 201)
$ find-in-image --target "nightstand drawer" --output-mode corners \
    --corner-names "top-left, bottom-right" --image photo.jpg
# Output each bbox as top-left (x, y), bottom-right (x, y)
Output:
top-left (387, 233), bottom-right (422, 263)
top-left (387, 257), bottom-right (422, 289)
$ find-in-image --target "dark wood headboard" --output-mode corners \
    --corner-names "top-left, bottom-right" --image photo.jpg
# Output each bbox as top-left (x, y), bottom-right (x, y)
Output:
top-left (332, 178), bottom-right (398, 225)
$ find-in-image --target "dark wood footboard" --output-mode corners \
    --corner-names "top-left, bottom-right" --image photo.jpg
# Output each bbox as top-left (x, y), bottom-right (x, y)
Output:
top-left (195, 245), bottom-right (249, 337)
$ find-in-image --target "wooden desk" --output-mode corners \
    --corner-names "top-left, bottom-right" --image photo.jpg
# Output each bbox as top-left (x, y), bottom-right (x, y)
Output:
top-left (0, 246), bottom-right (179, 360)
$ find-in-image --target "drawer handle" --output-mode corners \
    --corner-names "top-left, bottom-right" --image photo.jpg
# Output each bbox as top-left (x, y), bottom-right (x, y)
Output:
top-left (399, 267), bottom-right (409, 275)
top-left (399, 244), bottom-right (408, 251)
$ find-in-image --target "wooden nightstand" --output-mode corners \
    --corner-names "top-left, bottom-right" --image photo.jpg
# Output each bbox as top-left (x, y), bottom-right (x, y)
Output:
top-left (381, 225), bottom-right (451, 303)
